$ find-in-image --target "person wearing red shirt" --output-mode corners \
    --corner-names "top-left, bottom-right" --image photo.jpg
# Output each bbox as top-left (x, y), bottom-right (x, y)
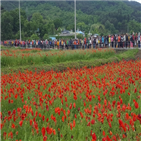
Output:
top-left (84, 38), bottom-right (87, 49)
top-left (118, 35), bottom-right (121, 48)
top-left (74, 40), bottom-right (76, 49)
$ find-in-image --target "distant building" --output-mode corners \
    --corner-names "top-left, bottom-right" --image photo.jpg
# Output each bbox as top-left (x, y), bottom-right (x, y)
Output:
top-left (59, 30), bottom-right (74, 36)
top-left (61, 30), bottom-right (70, 34)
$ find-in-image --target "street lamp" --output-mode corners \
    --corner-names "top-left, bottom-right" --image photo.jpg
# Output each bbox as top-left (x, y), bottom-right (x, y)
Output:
top-left (19, 0), bottom-right (21, 41)
top-left (74, 0), bottom-right (76, 39)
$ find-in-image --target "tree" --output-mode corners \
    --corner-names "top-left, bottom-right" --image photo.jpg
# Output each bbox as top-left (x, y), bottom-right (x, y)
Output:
top-left (77, 34), bottom-right (84, 39)
top-left (128, 20), bottom-right (141, 33)
top-left (2, 1), bottom-right (141, 40)
top-left (9, 9), bottom-right (26, 34)
top-left (43, 34), bottom-right (49, 40)
top-left (1, 5), bottom-right (6, 13)
top-left (66, 24), bottom-right (74, 31)
top-left (42, 21), bottom-right (55, 36)
top-left (54, 19), bottom-right (62, 29)
top-left (15, 31), bottom-right (27, 40)
top-left (47, 22), bottom-right (55, 35)
top-left (77, 22), bottom-right (86, 31)
top-left (31, 12), bottom-right (44, 34)
top-left (57, 27), bottom-right (61, 34)
top-left (23, 20), bottom-right (33, 37)
top-left (105, 20), bottom-right (111, 30)
top-left (1, 11), bottom-right (13, 40)
top-left (30, 34), bottom-right (39, 40)
top-left (90, 24), bottom-right (106, 35)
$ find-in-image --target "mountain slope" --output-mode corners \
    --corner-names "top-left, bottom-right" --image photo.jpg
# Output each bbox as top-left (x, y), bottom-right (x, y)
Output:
top-left (2, 1), bottom-right (141, 19)
top-left (1, 1), bottom-right (141, 40)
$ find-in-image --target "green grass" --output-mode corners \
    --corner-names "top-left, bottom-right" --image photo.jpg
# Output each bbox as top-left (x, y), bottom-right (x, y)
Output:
top-left (1, 49), bottom-right (139, 74)
top-left (1, 49), bottom-right (116, 67)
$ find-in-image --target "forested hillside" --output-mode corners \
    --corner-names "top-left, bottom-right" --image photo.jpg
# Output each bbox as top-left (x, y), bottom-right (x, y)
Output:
top-left (1, 1), bottom-right (141, 40)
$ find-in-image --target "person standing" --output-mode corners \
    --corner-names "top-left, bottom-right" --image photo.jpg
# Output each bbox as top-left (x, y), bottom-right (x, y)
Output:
top-left (59, 40), bottom-right (61, 49)
top-left (15, 39), bottom-right (17, 46)
top-left (135, 33), bottom-right (137, 47)
top-left (52, 40), bottom-right (54, 49)
top-left (93, 37), bottom-right (96, 49)
top-left (102, 36), bottom-right (104, 48)
top-left (128, 34), bottom-right (130, 48)
top-left (32, 40), bottom-right (34, 48)
top-left (132, 33), bottom-right (135, 47)
top-left (80, 39), bottom-right (82, 49)
top-left (74, 39), bottom-right (76, 49)
top-left (138, 32), bottom-right (140, 48)
top-left (140, 35), bottom-right (141, 48)
top-left (109, 35), bottom-right (111, 48)
top-left (82, 39), bottom-right (83, 49)
top-left (121, 35), bottom-right (124, 48)
top-left (118, 35), bottom-right (120, 48)
top-left (96, 37), bottom-right (98, 48)
top-left (12, 40), bottom-right (13, 46)
top-left (111, 35), bottom-right (113, 48)
top-left (63, 40), bottom-right (65, 49)
top-left (100, 36), bottom-right (102, 48)
top-left (78, 39), bottom-right (80, 49)
top-left (61, 40), bottom-right (63, 49)
top-left (89, 38), bottom-right (91, 49)
top-left (84, 37), bottom-right (87, 49)
top-left (71, 39), bottom-right (73, 50)
top-left (36, 40), bottom-right (38, 48)
top-left (105, 36), bottom-right (108, 48)
top-left (57, 40), bottom-right (59, 49)
top-left (98, 37), bottom-right (100, 48)
top-left (91, 37), bottom-right (93, 49)
top-left (130, 35), bottom-right (133, 48)
top-left (126, 33), bottom-right (128, 48)
top-left (87, 38), bottom-right (89, 49)
top-left (76, 39), bottom-right (78, 49)
top-left (114, 35), bottom-right (116, 48)
top-left (123, 34), bottom-right (126, 47)
top-left (23, 40), bottom-right (25, 48)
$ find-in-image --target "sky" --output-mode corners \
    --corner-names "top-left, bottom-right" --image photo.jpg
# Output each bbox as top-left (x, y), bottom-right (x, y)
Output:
top-left (130, 0), bottom-right (141, 3)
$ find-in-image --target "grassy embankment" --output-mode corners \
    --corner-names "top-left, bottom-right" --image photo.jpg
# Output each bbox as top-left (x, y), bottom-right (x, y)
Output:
top-left (1, 48), bottom-right (139, 74)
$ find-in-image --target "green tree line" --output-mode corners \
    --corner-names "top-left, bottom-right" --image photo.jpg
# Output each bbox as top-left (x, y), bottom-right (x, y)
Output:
top-left (1, 1), bottom-right (141, 40)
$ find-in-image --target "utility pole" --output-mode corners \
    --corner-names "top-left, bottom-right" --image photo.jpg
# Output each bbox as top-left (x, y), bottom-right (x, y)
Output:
top-left (19, 0), bottom-right (21, 41)
top-left (74, 0), bottom-right (76, 39)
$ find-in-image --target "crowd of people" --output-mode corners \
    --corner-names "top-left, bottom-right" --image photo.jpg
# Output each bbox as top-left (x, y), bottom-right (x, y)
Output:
top-left (2, 33), bottom-right (141, 49)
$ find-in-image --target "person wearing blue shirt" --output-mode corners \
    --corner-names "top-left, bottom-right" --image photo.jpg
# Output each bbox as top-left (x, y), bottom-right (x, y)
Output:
top-left (102, 36), bottom-right (104, 48)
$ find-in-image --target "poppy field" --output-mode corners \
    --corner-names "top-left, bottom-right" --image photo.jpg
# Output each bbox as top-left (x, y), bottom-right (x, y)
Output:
top-left (1, 58), bottom-right (141, 141)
